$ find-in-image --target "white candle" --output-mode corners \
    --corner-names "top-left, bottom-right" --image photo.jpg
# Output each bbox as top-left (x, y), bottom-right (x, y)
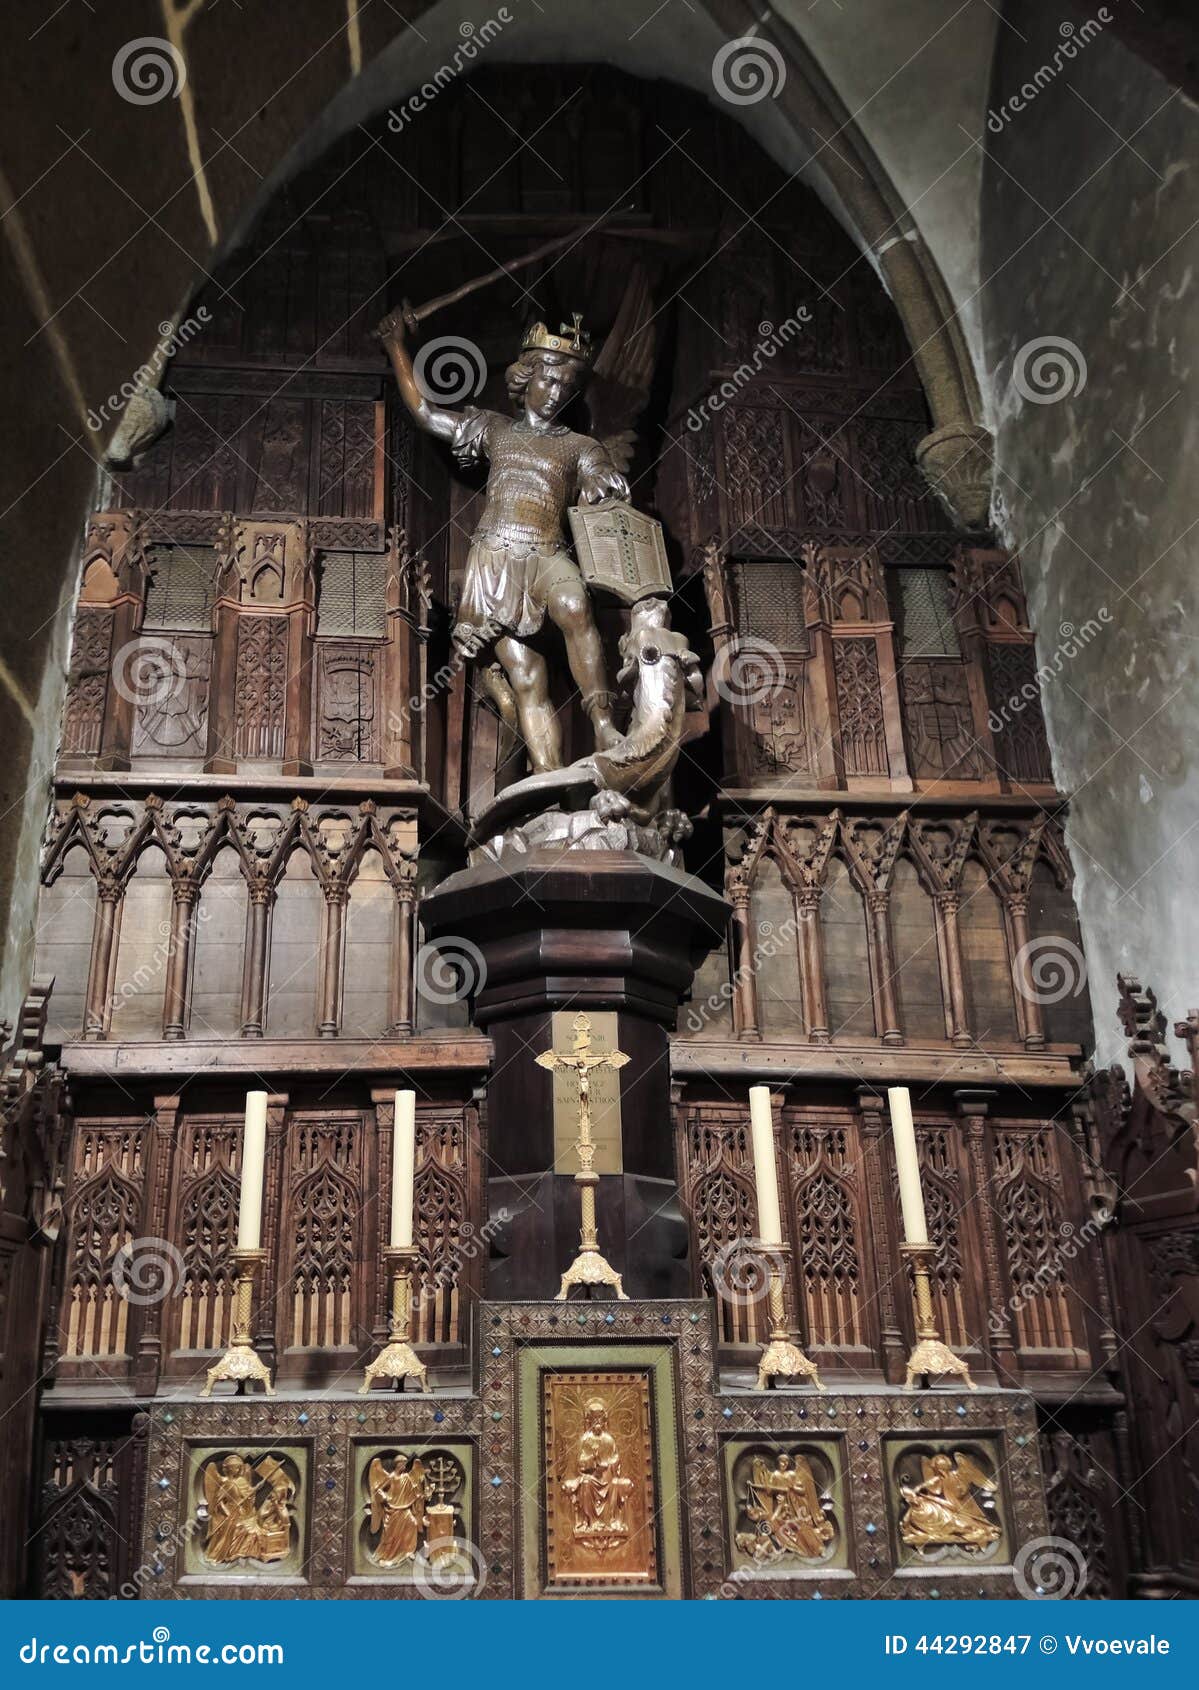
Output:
top-left (887, 1086), bottom-right (929, 1245)
top-left (390, 1090), bottom-right (416, 1249)
top-left (237, 1090), bottom-right (268, 1251)
top-left (748, 1085), bottom-right (783, 1246)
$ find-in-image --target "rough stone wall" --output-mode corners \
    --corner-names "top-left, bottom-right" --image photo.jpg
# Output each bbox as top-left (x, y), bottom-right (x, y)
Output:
top-left (981, 2), bottom-right (1199, 1062)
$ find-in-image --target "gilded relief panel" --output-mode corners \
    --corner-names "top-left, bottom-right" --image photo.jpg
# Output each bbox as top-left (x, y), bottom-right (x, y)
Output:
top-left (885, 1436), bottom-right (1009, 1570)
top-left (722, 1437), bottom-right (848, 1577)
top-left (543, 1371), bottom-right (656, 1588)
top-left (182, 1443), bottom-right (308, 1582)
top-left (349, 1440), bottom-right (475, 1585)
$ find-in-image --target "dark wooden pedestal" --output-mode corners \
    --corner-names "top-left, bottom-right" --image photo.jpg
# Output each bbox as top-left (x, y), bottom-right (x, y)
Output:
top-left (420, 851), bottom-right (730, 1300)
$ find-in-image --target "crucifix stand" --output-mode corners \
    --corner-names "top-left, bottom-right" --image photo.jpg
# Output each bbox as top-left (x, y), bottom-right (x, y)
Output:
top-left (535, 1013), bottom-right (630, 1300)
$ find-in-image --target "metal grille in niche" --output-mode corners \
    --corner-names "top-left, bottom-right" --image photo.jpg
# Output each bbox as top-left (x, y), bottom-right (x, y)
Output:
top-left (143, 543), bottom-right (219, 631)
top-left (731, 558), bottom-right (809, 653)
top-left (317, 550), bottom-right (387, 638)
top-left (888, 566), bottom-right (960, 658)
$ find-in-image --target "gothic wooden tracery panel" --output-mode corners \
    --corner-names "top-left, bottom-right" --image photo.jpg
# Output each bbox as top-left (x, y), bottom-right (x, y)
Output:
top-left (60, 1125), bottom-right (146, 1373)
top-left (282, 1115), bottom-right (365, 1358)
top-left (785, 1116), bottom-right (872, 1362)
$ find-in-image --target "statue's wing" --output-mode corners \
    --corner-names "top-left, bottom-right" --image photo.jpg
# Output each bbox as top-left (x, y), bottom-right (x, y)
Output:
top-left (588, 261), bottom-right (657, 477)
top-left (750, 1456), bottom-right (774, 1492)
top-left (203, 1462), bottom-right (220, 1515)
top-left (954, 1452), bottom-right (995, 1492)
top-left (368, 1459), bottom-right (386, 1534)
top-left (920, 1456), bottom-right (937, 1485)
top-left (795, 1457), bottom-right (824, 1518)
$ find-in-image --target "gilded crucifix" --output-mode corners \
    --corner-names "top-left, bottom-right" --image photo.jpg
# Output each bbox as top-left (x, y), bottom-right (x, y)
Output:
top-left (535, 1012), bottom-right (630, 1299)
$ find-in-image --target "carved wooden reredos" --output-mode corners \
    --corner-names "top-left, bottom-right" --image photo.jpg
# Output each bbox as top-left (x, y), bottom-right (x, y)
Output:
top-left (22, 66), bottom-right (1141, 1598)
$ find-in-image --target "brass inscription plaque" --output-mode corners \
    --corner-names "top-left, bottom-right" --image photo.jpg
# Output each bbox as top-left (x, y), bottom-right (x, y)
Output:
top-left (549, 1010), bottom-right (623, 1174)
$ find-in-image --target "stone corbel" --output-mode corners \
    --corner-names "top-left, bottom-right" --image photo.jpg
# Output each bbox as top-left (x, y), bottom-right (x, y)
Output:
top-left (914, 423), bottom-right (995, 532)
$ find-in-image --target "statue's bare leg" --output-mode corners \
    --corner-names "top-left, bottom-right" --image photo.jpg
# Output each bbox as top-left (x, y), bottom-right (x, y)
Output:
top-left (544, 582), bottom-right (620, 751)
top-left (476, 661), bottom-right (520, 734)
top-left (495, 636), bottom-right (561, 772)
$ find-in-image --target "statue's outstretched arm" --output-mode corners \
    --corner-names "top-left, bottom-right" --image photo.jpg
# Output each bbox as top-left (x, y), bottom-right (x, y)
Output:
top-left (377, 309), bottom-right (458, 442)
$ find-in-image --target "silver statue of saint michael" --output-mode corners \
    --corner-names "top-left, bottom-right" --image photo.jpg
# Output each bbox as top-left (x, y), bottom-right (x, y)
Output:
top-left (378, 305), bottom-right (632, 774)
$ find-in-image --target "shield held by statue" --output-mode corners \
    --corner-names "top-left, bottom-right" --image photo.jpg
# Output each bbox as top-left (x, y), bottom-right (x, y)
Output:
top-left (569, 501), bottom-right (671, 604)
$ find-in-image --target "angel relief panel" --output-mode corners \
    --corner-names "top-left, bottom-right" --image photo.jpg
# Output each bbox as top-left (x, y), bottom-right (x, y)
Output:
top-left (886, 1439), bottom-right (1008, 1568)
top-left (724, 1440), bottom-right (845, 1575)
top-left (352, 1444), bottom-right (472, 1580)
top-left (185, 1446), bottom-right (305, 1580)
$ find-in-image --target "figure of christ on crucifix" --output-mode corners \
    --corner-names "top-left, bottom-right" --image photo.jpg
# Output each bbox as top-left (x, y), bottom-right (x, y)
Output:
top-left (377, 303), bottom-right (629, 775)
top-left (535, 1012), bottom-right (631, 1299)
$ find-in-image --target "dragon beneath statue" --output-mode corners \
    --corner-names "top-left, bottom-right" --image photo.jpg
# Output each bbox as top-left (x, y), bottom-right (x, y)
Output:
top-left (470, 594), bottom-right (703, 867)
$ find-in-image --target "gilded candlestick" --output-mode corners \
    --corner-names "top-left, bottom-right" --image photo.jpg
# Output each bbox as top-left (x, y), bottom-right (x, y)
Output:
top-left (202, 1249), bottom-right (274, 1397)
top-left (755, 1243), bottom-right (824, 1391)
top-left (360, 1245), bottom-right (429, 1393)
top-left (901, 1240), bottom-right (975, 1390)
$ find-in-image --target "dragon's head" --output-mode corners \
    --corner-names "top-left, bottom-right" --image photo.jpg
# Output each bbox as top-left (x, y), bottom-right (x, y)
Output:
top-left (617, 599), bottom-right (703, 700)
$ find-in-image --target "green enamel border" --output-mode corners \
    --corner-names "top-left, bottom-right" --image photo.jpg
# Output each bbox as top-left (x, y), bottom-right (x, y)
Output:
top-left (516, 1340), bottom-right (684, 1600)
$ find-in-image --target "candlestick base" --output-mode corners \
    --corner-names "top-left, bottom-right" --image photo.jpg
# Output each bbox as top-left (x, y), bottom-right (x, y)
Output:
top-left (359, 1338), bottom-right (429, 1394)
top-left (203, 1341), bottom-right (275, 1397)
top-left (202, 1250), bottom-right (273, 1397)
top-left (904, 1335), bottom-right (976, 1392)
top-left (555, 1246), bottom-right (627, 1301)
top-left (756, 1335), bottom-right (825, 1392)
top-left (360, 1247), bottom-right (429, 1393)
top-left (900, 1241), bottom-right (976, 1390)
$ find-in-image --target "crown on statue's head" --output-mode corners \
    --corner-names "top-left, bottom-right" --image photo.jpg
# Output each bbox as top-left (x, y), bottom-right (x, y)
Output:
top-left (521, 312), bottom-right (593, 365)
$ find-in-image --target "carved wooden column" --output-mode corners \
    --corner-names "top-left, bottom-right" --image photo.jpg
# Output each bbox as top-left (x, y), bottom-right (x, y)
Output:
top-left (796, 889), bottom-right (830, 1044)
top-left (240, 887), bottom-right (274, 1038)
top-left (83, 886), bottom-right (121, 1040)
top-left (856, 1087), bottom-right (908, 1383)
top-left (90, 512), bottom-right (147, 774)
top-left (162, 883), bottom-right (199, 1040)
top-left (382, 525), bottom-right (429, 779)
top-left (368, 1090), bottom-right (395, 1352)
top-left (954, 1088), bottom-right (1019, 1384)
top-left (1068, 1094), bottom-right (1120, 1368)
top-left (1006, 892), bottom-right (1046, 1050)
top-left (133, 1095), bottom-right (180, 1395)
top-left (866, 888), bottom-right (904, 1046)
top-left (933, 892), bottom-right (973, 1047)
top-left (389, 872), bottom-right (417, 1037)
top-left (728, 887), bottom-right (761, 1040)
top-left (318, 886), bottom-right (348, 1038)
